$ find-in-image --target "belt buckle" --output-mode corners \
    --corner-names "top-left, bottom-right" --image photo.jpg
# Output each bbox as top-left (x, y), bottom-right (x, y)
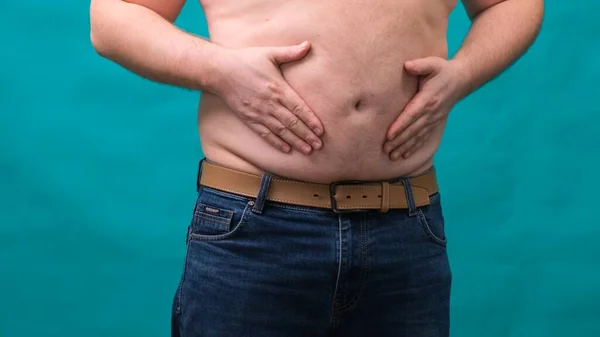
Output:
top-left (329, 180), bottom-right (369, 214)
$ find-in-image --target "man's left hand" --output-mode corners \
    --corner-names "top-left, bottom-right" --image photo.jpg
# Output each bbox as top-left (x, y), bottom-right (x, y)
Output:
top-left (383, 57), bottom-right (464, 160)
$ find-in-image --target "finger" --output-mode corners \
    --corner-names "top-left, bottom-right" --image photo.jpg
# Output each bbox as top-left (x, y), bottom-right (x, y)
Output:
top-left (384, 114), bottom-right (429, 154)
top-left (270, 41), bottom-right (311, 65)
top-left (404, 57), bottom-right (444, 76)
top-left (246, 121), bottom-right (291, 154)
top-left (262, 116), bottom-right (314, 155)
top-left (279, 86), bottom-right (325, 137)
top-left (401, 135), bottom-right (429, 159)
top-left (386, 91), bottom-right (429, 140)
top-left (389, 135), bottom-right (419, 161)
top-left (271, 104), bottom-right (323, 150)
top-left (396, 127), bottom-right (434, 159)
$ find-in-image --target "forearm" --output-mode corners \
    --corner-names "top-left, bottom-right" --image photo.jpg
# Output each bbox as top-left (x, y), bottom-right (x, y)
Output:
top-left (89, 1), bottom-right (223, 92)
top-left (452, 0), bottom-right (544, 98)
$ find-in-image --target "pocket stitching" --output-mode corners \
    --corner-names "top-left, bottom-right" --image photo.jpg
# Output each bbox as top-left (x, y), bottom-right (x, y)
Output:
top-left (195, 203), bottom-right (234, 225)
top-left (195, 213), bottom-right (233, 226)
top-left (417, 208), bottom-right (447, 247)
top-left (189, 201), bottom-right (252, 242)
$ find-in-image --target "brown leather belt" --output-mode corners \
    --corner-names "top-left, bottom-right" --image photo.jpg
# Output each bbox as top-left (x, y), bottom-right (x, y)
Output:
top-left (199, 161), bottom-right (439, 213)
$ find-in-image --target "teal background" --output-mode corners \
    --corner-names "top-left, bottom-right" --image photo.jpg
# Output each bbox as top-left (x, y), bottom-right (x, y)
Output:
top-left (1, 1), bottom-right (599, 336)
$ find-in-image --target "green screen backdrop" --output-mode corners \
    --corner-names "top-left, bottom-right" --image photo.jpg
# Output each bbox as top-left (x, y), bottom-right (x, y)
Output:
top-left (1, 1), bottom-right (599, 336)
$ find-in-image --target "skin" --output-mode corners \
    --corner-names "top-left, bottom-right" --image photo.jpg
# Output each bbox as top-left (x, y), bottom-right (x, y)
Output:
top-left (90, 0), bottom-right (544, 184)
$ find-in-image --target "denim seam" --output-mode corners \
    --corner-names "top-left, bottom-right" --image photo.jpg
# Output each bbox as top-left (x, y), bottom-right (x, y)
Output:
top-left (360, 215), bottom-right (370, 299)
top-left (176, 227), bottom-right (192, 316)
top-left (195, 214), bottom-right (233, 226)
top-left (334, 217), bottom-right (370, 314)
top-left (330, 216), bottom-right (344, 324)
top-left (188, 201), bottom-right (252, 242)
top-left (176, 263), bottom-right (185, 315)
top-left (177, 196), bottom-right (200, 315)
top-left (417, 208), bottom-right (447, 247)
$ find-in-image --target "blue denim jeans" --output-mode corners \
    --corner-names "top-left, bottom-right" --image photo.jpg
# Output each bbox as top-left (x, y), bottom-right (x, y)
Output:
top-left (171, 172), bottom-right (451, 337)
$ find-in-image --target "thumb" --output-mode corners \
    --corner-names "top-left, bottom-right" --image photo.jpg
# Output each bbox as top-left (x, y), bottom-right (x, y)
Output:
top-left (404, 57), bottom-right (443, 76)
top-left (270, 41), bottom-right (311, 65)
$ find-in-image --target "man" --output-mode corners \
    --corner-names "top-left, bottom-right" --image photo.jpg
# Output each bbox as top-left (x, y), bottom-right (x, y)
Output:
top-left (90, 0), bottom-right (543, 336)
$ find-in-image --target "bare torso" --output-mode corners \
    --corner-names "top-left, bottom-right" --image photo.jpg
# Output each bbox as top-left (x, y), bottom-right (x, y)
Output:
top-left (198, 0), bottom-right (458, 183)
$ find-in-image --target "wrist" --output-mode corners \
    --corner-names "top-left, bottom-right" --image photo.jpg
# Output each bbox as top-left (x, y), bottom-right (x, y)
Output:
top-left (202, 44), bottom-right (233, 94)
top-left (182, 40), bottom-right (230, 93)
top-left (448, 58), bottom-right (475, 100)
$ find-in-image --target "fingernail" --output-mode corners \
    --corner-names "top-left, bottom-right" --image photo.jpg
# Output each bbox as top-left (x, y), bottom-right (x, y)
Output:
top-left (302, 145), bottom-right (312, 154)
top-left (314, 127), bottom-right (323, 136)
top-left (403, 152), bottom-right (410, 158)
top-left (312, 140), bottom-right (322, 150)
top-left (282, 145), bottom-right (291, 153)
top-left (388, 133), bottom-right (396, 141)
top-left (391, 151), bottom-right (400, 160)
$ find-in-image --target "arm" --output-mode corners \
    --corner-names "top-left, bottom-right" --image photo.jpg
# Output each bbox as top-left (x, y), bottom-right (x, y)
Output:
top-left (453, 0), bottom-right (545, 98)
top-left (89, 0), bottom-right (324, 154)
top-left (89, 0), bottom-right (222, 91)
top-left (383, 0), bottom-right (544, 159)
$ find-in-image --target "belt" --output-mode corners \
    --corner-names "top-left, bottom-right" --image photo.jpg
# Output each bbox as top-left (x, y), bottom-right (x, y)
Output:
top-left (198, 161), bottom-right (439, 213)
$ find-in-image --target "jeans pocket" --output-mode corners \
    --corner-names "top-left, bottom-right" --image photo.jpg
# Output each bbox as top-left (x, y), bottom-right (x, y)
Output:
top-left (188, 188), bottom-right (253, 242)
top-left (416, 193), bottom-right (447, 247)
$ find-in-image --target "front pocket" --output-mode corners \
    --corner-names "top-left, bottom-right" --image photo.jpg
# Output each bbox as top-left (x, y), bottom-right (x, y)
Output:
top-left (416, 193), bottom-right (447, 247)
top-left (189, 200), bottom-right (253, 242)
top-left (194, 203), bottom-right (235, 233)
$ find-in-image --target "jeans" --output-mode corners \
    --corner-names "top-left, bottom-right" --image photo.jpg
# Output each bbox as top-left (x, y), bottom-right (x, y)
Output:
top-left (171, 175), bottom-right (451, 337)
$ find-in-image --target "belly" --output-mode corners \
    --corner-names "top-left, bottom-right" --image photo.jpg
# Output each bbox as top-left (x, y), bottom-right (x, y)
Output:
top-left (197, 0), bottom-right (451, 183)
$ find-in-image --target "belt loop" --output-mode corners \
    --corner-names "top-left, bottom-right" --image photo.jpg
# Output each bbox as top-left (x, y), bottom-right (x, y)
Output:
top-left (400, 178), bottom-right (418, 217)
top-left (380, 181), bottom-right (390, 213)
top-left (252, 174), bottom-right (273, 214)
top-left (196, 158), bottom-right (206, 192)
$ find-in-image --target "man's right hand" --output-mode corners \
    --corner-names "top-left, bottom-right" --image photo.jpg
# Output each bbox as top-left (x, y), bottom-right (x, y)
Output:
top-left (213, 41), bottom-right (324, 155)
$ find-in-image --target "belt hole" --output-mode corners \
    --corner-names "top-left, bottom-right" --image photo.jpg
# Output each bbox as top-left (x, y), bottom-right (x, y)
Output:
top-left (346, 195), bottom-right (351, 199)
top-left (362, 195), bottom-right (367, 198)
top-left (378, 195), bottom-right (382, 198)
top-left (313, 194), bottom-right (319, 198)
